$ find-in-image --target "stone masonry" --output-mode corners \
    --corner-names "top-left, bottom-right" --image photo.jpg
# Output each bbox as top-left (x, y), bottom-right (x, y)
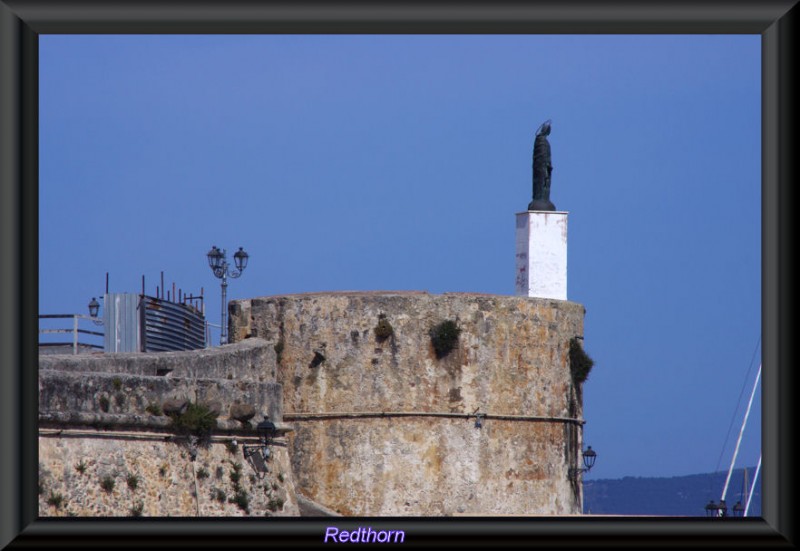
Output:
top-left (38, 339), bottom-right (299, 517)
top-left (229, 291), bottom-right (586, 515)
top-left (39, 291), bottom-right (588, 517)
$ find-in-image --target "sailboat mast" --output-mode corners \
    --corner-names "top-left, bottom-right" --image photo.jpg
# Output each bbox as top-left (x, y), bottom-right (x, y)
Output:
top-left (743, 467), bottom-right (748, 510)
top-left (744, 456), bottom-right (761, 517)
top-left (720, 364), bottom-right (761, 503)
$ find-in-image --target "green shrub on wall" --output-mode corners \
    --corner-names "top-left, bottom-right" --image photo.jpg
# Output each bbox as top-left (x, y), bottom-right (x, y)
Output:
top-left (429, 320), bottom-right (461, 359)
top-left (47, 492), bottom-right (64, 510)
top-left (169, 401), bottom-right (218, 441)
top-left (100, 475), bottom-right (115, 493)
top-left (126, 473), bottom-right (140, 491)
top-left (374, 314), bottom-right (394, 341)
top-left (569, 337), bottom-right (594, 384)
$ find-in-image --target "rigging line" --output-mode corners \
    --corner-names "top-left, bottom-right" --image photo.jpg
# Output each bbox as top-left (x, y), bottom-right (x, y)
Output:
top-left (712, 336), bottom-right (761, 477)
top-left (744, 455), bottom-right (761, 517)
top-left (721, 364), bottom-right (761, 503)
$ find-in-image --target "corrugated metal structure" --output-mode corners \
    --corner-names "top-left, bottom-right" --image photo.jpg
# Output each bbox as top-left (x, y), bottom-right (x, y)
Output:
top-left (104, 293), bottom-right (142, 353)
top-left (103, 293), bottom-right (205, 353)
top-left (141, 295), bottom-right (205, 352)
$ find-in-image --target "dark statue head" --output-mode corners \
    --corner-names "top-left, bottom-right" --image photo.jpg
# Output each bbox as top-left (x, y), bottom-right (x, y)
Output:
top-left (536, 119), bottom-right (552, 137)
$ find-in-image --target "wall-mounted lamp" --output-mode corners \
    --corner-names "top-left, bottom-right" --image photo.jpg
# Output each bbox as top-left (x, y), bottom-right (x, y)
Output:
top-left (88, 297), bottom-right (100, 318)
top-left (86, 297), bottom-right (104, 326)
top-left (242, 417), bottom-right (276, 476)
top-left (568, 446), bottom-right (597, 480)
top-left (474, 413), bottom-right (485, 429)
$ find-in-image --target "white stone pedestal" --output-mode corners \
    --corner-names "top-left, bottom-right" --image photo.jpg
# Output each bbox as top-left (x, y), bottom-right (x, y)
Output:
top-left (515, 211), bottom-right (568, 300)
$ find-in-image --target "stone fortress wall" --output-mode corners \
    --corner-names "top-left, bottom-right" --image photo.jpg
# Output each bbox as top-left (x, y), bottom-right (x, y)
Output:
top-left (38, 339), bottom-right (299, 517)
top-left (39, 291), bottom-right (587, 517)
top-left (229, 291), bottom-right (587, 516)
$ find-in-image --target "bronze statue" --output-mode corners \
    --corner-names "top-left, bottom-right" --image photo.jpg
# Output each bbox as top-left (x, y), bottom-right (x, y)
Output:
top-left (528, 119), bottom-right (555, 211)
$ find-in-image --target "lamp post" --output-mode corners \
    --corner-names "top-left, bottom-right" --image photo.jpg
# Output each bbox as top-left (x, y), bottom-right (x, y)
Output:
top-left (206, 245), bottom-right (249, 345)
top-left (569, 446), bottom-right (597, 480)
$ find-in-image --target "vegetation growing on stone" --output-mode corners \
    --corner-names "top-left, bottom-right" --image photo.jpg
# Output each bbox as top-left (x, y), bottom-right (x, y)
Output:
top-left (229, 462), bottom-right (243, 487)
top-left (129, 501), bottom-right (144, 517)
top-left (112, 377), bottom-right (122, 391)
top-left (267, 497), bottom-right (284, 512)
top-left (569, 337), bottom-right (594, 384)
top-left (274, 340), bottom-right (285, 364)
top-left (169, 401), bottom-right (218, 441)
top-left (158, 463), bottom-right (168, 477)
top-left (230, 489), bottom-right (250, 514)
top-left (74, 460), bottom-right (87, 475)
top-left (100, 475), bottom-right (115, 493)
top-left (212, 488), bottom-right (226, 503)
top-left (374, 314), bottom-right (394, 341)
top-left (126, 473), bottom-right (140, 491)
top-left (98, 395), bottom-right (110, 413)
top-left (429, 320), bottom-right (461, 359)
top-left (47, 492), bottom-right (64, 510)
top-left (197, 467), bottom-right (209, 480)
top-left (228, 461), bottom-right (249, 514)
top-left (145, 402), bottom-right (163, 416)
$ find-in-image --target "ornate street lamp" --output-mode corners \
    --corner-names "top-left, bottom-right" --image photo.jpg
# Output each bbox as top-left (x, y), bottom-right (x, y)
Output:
top-left (206, 245), bottom-right (249, 345)
top-left (86, 297), bottom-right (104, 327)
top-left (582, 446), bottom-right (597, 470)
top-left (88, 297), bottom-right (100, 318)
top-left (569, 446), bottom-right (598, 480)
top-left (243, 417), bottom-right (277, 476)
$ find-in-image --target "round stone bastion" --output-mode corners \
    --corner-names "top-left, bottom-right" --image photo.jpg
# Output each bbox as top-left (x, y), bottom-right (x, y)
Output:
top-left (229, 291), bottom-right (587, 516)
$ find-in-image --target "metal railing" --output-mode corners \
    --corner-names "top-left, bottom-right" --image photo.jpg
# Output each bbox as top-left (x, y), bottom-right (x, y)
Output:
top-left (38, 314), bottom-right (104, 355)
top-left (205, 320), bottom-right (221, 348)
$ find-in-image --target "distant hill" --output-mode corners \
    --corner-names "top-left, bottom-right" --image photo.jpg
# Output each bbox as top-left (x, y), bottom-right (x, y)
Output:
top-left (583, 467), bottom-right (761, 517)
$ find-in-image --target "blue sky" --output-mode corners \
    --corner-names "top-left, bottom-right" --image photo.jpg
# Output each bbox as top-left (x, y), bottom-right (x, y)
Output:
top-left (39, 35), bottom-right (761, 485)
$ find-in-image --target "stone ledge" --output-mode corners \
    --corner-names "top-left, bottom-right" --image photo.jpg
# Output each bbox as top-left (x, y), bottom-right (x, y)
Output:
top-left (39, 411), bottom-right (294, 435)
top-left (38, 337), bottom-right (274, 382)
top-left (39, 369), bottom-right (283, 423)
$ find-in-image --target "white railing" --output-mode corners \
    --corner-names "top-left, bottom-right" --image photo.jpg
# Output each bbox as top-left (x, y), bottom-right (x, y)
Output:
top-left (39, 314), bottom-right (104, 355)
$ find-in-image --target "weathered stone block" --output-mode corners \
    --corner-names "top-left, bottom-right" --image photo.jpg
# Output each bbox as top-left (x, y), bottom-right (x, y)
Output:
top-left (230, 403), bottom-right (257, 423)
top-left (162, 398), bottom-right (189, 416)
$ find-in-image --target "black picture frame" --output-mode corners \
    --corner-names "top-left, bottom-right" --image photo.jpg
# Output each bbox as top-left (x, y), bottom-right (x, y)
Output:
top-left (1, 1), bottom-right (796, 548)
